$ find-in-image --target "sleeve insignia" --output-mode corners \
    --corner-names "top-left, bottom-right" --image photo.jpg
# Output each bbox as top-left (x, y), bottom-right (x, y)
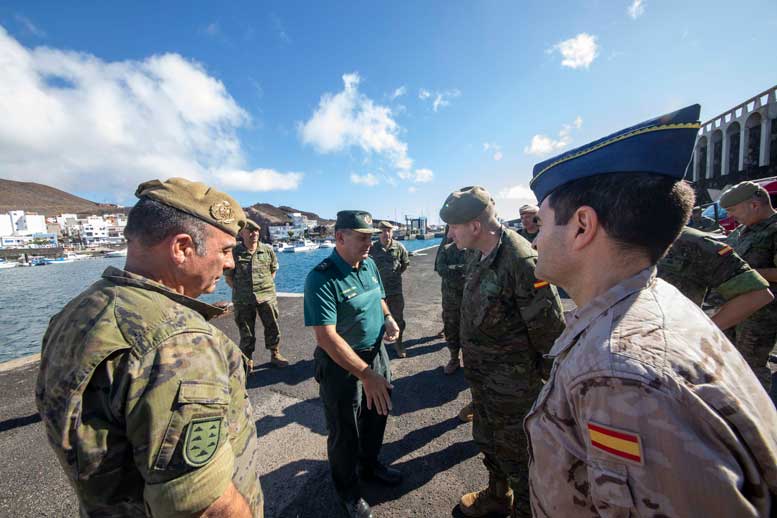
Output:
top-left (183, 416), bottom-right (222, 467)
top-left (717, 245), bottom-right (734, 256)
top-left (533, 280), bottom-right (550, 289)
top-left (587, 421), bottom-right (643, 465)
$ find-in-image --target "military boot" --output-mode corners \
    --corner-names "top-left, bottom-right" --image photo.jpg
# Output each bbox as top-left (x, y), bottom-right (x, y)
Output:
top-left (270, 349), bottom-right (289, 367)
top-left (444, 349), bottom-right (460, 375)
top-left (459, 475), bottom-right (513, 517)
top-left (457, 401), bottom-right (474, 423)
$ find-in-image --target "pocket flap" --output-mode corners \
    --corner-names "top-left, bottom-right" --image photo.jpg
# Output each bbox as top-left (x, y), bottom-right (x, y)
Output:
top-left (177, 381), bottom-right (229, 405)
top-left (587, 462), bottom-right (634, 511)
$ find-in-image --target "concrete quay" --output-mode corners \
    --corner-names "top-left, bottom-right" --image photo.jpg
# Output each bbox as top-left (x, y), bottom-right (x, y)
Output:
top-left (0, 248), bottom-right (488, 517)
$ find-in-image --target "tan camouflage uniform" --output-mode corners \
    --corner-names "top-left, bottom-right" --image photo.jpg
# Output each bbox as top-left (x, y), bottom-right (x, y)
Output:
top-left (35, 266), bottom-right (262, 517)
top-left (368, 239), bottom-right (409, 346)
top-left (525, 268), bottom-right (777, 517)
top-left (225, 242), bottom-right (280, 359)
top-left (658, 226), bottom-right (769, 306)
top-left (460, 227), bottom-right (565, 515)
top-left (434, 240), bottom-right (469, 353)
top-left (727, 213), bottom-right (777, 387)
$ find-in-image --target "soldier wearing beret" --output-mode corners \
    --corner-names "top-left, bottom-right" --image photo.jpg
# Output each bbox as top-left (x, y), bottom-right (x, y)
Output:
top-left (304, 210), bottom-right (402, 518)
top-left (225, 219), bottom-right (288, 370)
top-left (720, 181), bottom-right (777, 402)
top-left (36, 178), bottom-right (263, 516)
top-left (687, 206), bottom-right (722, 232)
top-left (525, 105), bottom-right (777, 517)
top-left (516, 204), bottom-right (539, 243)
top-left (439, 186), bottom-right (565, 517)
top-left (658, 226), bottom-right (773, 330)
top-left (368, 221), bottom-right (410, 357)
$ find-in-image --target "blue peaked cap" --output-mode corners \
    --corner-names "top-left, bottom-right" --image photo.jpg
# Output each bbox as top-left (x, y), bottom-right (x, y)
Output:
top-left (530, 104), bottom-right (701, 203)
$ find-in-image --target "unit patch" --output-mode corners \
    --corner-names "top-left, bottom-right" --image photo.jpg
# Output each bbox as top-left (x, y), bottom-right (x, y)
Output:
top-left (717, 245), bottom-right (734, 256)
top-left (587, 422), bottom-right (643, 465)
top-left (183, 416), bottom-right (222, 467)
top-left (533, 280), bottom-right (550, 289)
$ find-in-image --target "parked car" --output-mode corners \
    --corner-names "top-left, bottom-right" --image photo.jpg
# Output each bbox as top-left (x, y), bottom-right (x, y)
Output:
top-left (702, 176), bottom-right (777, 233)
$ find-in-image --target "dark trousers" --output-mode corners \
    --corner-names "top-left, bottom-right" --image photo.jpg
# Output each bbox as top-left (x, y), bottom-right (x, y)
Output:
top-left (314, 342), bottom-right (392, 501)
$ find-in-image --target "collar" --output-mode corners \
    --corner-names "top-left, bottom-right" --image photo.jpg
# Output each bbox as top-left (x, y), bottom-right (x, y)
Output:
top-left (548, 266), bottom-right (657, 358)
top-left (744, 212), bottom-right (777, 233)
top-left (101, 266), bottom-right (225, 320)
top-left (330, 249), bottom-right (367, 274)
top-left (475, 226), bottom-right (506, 269)
top-left (236, 242), bottom-right (265, 254)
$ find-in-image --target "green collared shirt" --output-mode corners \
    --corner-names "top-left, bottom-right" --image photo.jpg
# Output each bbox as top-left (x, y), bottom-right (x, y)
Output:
top-left (304, 250), bottom-right (386, 351)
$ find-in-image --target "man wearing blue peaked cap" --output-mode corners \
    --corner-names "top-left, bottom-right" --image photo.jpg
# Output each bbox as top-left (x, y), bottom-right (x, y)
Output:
top-left (523, 104), bottom-right (777, 517)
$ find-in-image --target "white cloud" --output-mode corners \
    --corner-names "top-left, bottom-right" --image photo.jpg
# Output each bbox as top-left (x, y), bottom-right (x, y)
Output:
top-left (498, 184), bottom-right (536, 203)
top-left (418, 88), bottom-right (431, 100)
top-left (524, 116), bottom-right (583, 156)
top-left (549, 33), bottom-right (599, 69)
top-left (418, 88), bottom-right (461, 112)
top-left (0, 27), bottom-right (301, 197)
top-left (350, 172), bottom-right (379, 186)
top-left (15, 15), bottom-right (45, 38)
top-left (628, 0), bottom-right (646, 19)
top-left (390, 85), bottom-right (406, 100)
top-left (483, 142), bottom-right (503, 161)
top-left (398, 168), bottom-right (433, 183)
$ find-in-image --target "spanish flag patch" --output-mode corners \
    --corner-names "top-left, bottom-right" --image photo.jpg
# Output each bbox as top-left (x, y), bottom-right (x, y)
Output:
top-left (717, 245), bottom-right (733, 256)
top-left (587, 422), bottom-right (643, 465)
top-left (533, 280), bottom-right (549, 289)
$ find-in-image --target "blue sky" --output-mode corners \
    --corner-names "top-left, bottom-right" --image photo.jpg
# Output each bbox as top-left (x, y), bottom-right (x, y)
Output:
top-left (1, 1), bottom-right (775, 223)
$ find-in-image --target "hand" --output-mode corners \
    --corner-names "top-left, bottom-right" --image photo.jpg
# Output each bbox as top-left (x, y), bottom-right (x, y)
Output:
top-left (383, 315), bottom-right (400, 343)
top-left (361, 367), bottom-right (394, 415)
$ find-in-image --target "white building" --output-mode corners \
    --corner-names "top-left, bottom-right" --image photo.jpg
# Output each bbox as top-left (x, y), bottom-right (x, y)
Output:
top-left (0, 213), bottom-right (12, 236)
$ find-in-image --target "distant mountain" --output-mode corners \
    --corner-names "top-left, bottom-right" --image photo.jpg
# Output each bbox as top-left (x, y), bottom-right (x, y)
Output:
top-left (0, 179), bottom-right (124, 216)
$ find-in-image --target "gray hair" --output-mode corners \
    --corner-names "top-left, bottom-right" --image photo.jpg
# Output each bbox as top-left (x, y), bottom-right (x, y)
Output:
top-left (124, 198), bottom-right (209, 255)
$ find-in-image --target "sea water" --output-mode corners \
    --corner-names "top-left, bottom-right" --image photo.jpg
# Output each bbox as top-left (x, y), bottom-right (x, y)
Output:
top-left (0, 239), bottom-right (440, 363)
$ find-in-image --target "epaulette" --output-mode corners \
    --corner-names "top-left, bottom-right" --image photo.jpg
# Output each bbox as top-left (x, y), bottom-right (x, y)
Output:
top-left (315, 259), bottom-right (333, 271)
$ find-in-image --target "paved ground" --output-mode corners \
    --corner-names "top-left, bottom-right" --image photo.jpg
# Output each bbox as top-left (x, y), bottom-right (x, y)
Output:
top-left (0, 248), bottom-right (497, 517)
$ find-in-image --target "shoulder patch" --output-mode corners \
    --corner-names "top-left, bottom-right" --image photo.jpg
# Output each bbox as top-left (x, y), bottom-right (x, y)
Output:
top-left (717, 245), bottom-right (733, 256)
top-left (315, 259), bottom-right (333, 271)
top-left (183, 416), bottom-right (222, 467)
top-left (533, 280), bottom-right (550, 289)
top-left (587, 421), bottom-right (643, 465)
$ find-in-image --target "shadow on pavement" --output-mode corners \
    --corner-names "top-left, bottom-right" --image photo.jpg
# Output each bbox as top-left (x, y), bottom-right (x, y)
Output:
top-left (391, 366), bottom-right (469, 417)
top-left (247, 358), bottom-right (314, 390)
top-left (0, 412), bottom-right (41, 433)
top-left (255, 398), bottom-right (327, 437)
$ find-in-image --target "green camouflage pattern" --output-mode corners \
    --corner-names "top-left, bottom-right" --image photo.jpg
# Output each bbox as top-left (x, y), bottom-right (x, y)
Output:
top-left (226, 242), bottom-right (279, 304)
top-left (516, 228), bottom-right (538, 243)
top-left (687, 214), bottom-right (722, 232)
top-left (459, 227), bottom-right (565, 512)
top-left (434, 241), bottom-right (470, 351)
top-left (35, 266), bottom-right (263, 517)
top-left (234, 299), bottom-right (281, 358)
top-left (368, 239), bottom-right (409, 296)
top-left (658, 226), bottom-right (769, 306)
top-left (726, 212), bottom-right (777, 382)
top-left (525, 268), bottom-right (777, 517)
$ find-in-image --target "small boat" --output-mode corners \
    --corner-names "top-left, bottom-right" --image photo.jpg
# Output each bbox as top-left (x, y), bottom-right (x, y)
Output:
top-left (105, 248), bottom-right (128, 257)
top-left (31, 257), bottom-right (48, 266)
top-left (318, 239), bottom-right (335, 249)
top-left (0, 260), bottom-right (17, 269)
top-left (285, 239), bottom-right (318, 253)
top-left (273, 242), bottom-right (292, 253)
top-left (46, 252), bottom-right (89, 265)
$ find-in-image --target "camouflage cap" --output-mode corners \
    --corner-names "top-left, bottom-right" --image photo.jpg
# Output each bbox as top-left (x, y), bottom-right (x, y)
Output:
top-left (135, 177), bottom-right (246, 237)
top-left (243, 219), bottom-right (261, 231)
top-left (519, 204), bottom-right (539, 215)
top-left (335, 210), bottom-right (380, 233)
top-left (378, 220), bottom-right (395, 230)
top-left (719, 181), bottom-right (765, 209)
top-left (439, 186), bottom-right (494, 224)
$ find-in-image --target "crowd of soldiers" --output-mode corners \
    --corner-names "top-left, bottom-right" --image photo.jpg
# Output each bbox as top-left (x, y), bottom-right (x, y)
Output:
top-left (33, 102), bottom-right (777, 518)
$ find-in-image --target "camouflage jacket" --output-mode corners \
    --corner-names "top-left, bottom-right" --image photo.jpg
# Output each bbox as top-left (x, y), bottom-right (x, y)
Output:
top-left (460, 227), bottom-right (565, 357)
top-left (727, 212), bottom-right (777, 298)
top-left (658, 226), bottom-right (769, 305)
top-left (226, 242), bottom-right (278, 304)
top-left (516, 228), bottom-right (538, 243)
top-left (434, 241), bottom-right (469, 290)
top-left (525, 268), bottom-right (777, 517)
top-left (687, 214), bottom-right (722, 232)
top-left (368, 239), bottom-right (409, 296)
top-left (35, 267), bottom-right (262, 517)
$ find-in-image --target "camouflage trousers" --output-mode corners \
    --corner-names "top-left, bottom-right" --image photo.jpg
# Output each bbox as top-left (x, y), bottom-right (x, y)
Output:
top-left (234, 298), bottom-right (281, 359)
top-left (462, 345), bottom-right (544, 517)
top-left (733, 306), bottom-right (777, 402)
top-left (441, 280), bottom-right (463, 353)
top-left (385, 293), bottom-right (406, 346)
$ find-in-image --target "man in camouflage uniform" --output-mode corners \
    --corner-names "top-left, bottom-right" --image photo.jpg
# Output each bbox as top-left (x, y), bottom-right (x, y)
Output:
top-left (516, 204), bottom-right (539, 242)
top-left (434, 228), bottom-right (470, 374)
top-left (35, 178), bottom-right (263, 517)
top-left (368, 221), bottom-right (410, 357)
top-left (687, 205), bottom-right (722, 231)
top-left (658, 226), bottom-right (772, 330)
top-left (440, 186), bottom-right (565, 517)
top-left (225, 219), bottom-right (288, 369)
top-left (720, 181), bottom-right (777, 402)
top-left (526, 105), bottom-right (777, 516)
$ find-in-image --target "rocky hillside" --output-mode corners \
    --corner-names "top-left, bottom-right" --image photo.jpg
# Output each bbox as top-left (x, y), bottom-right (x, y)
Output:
top-left (0, 179), bottom-right (124, 216)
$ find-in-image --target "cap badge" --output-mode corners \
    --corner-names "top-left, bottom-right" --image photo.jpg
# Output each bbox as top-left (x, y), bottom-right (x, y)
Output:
top-left (364, 215), bottom-right (372, 224)
top-left (210, 200), bottom-right (235, 224)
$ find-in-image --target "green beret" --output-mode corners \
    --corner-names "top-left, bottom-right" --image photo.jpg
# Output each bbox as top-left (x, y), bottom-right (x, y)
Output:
top-left (243, 219), bottom-right (261, 231)
top-left (335, 210), bottom-right (380, 233)
top-left (439, 186), bottom-right (493, 224)
top-left (719, 181), bottom-right (764, 209)
top-left (135, 177), bottom-right (246, 237)
top-left (519, 204), bottom-right (539, 215)
top-left (378, 220), bottom-right (395, 230)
